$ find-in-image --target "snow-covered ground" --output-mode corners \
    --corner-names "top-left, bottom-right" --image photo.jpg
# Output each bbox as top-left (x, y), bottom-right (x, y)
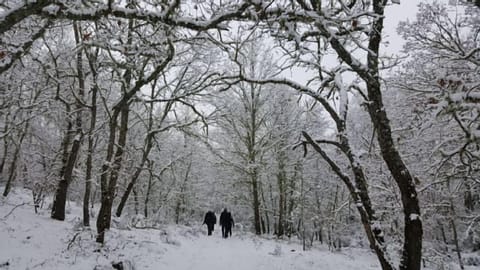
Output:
top-left (0, 189), bottom-right (381, 270)
top-left (158, 231), bottom-right (381, 270)
top-left (0, 188), bottom-right (469, 270)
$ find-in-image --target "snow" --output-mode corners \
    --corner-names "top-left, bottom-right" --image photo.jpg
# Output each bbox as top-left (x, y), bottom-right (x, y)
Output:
top-left (335, 71), bottom-right (348, 121)
top-left (472, 129), bottom-right (480, 140)
top-left (42, 5), bottom-right (60, 15)
top-left (160, 235), bottom-right (378, 270)
top-left (409, 213), bottom-right (420, 221)
top-left (1, 188), bottom-right (382, 270)
top-left (371, 221), bottom-right (381, 230)
top-left (73, 133), bottom-right (81, 141)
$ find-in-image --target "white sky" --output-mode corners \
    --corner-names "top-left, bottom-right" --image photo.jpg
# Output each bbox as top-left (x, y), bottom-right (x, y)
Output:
top-left (383, 1), bottom-right (421, 55)
top-left (282, 1), bottom-right (423, 87)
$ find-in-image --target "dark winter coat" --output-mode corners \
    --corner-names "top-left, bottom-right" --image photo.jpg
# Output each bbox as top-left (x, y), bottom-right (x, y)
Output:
top-left (219, 210), bottom-right (234, 227)
top-left (203, 211), bottom-right (217, 225)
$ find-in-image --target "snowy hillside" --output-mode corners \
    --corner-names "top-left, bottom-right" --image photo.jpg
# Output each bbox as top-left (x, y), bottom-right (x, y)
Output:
top-left (0, 188), bottom-right (383, 270)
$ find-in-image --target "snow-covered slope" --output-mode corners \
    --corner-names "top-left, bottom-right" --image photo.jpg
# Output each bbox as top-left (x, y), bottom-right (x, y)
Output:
top-left (1, 188), bottom-right (380, 269)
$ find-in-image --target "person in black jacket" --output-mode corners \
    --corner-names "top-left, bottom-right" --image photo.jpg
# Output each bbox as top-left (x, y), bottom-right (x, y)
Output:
top-left (203, 211), bottom-right (217, 236)
top-left (219, 208), bottom-right (234, 238)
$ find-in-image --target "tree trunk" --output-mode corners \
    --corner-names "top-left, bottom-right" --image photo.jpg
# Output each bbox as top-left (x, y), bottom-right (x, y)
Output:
top-left (0, 136), bottom-right (8, 176)
top-left (144, 161), bottom-right (154, 218)
top-left (464, 182), bottom-right (475, 212)
top-left (2, 144), bottom-right (19, 197)
top-left (96, 103), bottom-right (129, 243)
top-left (268, 183), bottom-right (277, 235)
top-left (364, 3), bottom-right (422, 269)
top-left (51, 22), bottom-right (85, 221)
top-left (83, 33), bottom-right (99, 227)
top-left (251, 169), bottom-right (262, 234)
top-left (439, 221), bottom-right (448, 251)
top-left (131, 187), bottom-right (138, 215)
top-left (261, 218), bottom-right (266, 234)
top-left (0, 114), bottom-right (10, 176)
top-left (51, 134), bottom-right (82, 221)
top-left (260, 184), bottom-right (270, 234)
top-left (449, 199), bottom-right (464, 270)
top-left (277, 150), bottom-right (286, 237)
top-left (368, 76), bottom-right (423, 270)
top-left (50, 118), bottom-right (73, 219)
top-left (286, 162), bottom-right (299, 237)
top-left (83, 84), bottom-right (97, 226)
top-left (175, 159), bottom-right (192, 224)
top-left (314, 189), bottom-right (323, 244)
top-left (116, 135), bottom-right (153, 217)
top-left (83, 150), bottom-right (92, 226)
top-left (300, 167), bottom-right (306, 251)
top-left (3, 122), bottom-right (28, 197)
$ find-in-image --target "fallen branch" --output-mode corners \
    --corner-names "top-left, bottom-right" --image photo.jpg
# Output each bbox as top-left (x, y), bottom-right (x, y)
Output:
top-left (1, 202), bottom-right (28, 220)
top-left (67, 232), bottom-right (82, 250)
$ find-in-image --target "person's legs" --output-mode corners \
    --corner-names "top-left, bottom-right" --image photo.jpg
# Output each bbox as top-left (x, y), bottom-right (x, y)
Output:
top-left (222, 226), bottom-right (226, 238)
top-left (207, 224), bottom-right (213, 235)
top-left (226, 225), bottom-right (232, 237)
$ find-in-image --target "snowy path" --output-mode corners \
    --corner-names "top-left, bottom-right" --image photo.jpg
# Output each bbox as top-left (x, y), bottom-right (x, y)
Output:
top-left (158, 231), bottom-right (379, 270)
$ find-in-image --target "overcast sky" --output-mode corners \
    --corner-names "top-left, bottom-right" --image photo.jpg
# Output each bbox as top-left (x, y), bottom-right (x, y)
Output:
top-left (383, 1), bottom-right (421, 55)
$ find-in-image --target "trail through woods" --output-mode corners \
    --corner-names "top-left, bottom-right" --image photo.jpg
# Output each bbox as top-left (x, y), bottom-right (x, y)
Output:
top-left (159, 231), bottom-right (379, 270)
top-left (0, 189), bottom-right (381, 270)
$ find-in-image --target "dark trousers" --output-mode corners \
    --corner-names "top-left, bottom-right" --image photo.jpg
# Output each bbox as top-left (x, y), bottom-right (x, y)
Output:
top-left (222, 225), bottom-right (232, 238)
top-left (207, 224), bottom-right (214, 235)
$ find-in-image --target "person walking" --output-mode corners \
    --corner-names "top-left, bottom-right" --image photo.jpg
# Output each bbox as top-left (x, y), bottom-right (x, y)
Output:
top-left (219, 208), bottom-right (234, 238)
top-left (203, 210), bottom-right (217, 236)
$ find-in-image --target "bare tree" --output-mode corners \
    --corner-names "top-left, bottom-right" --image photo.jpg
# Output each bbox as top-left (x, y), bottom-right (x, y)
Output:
top-left (51, 22), bottom-right (86, 221)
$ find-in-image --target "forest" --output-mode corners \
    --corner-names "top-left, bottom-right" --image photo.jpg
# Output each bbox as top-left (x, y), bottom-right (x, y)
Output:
top-left (0, 0), bottom-right (479, 270)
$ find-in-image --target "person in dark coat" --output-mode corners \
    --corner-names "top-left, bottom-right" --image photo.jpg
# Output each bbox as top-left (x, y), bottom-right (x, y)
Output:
top-left (203, 211), bottom-right (217, 236)
top-left (219, 208), bottom-right (234, 238)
